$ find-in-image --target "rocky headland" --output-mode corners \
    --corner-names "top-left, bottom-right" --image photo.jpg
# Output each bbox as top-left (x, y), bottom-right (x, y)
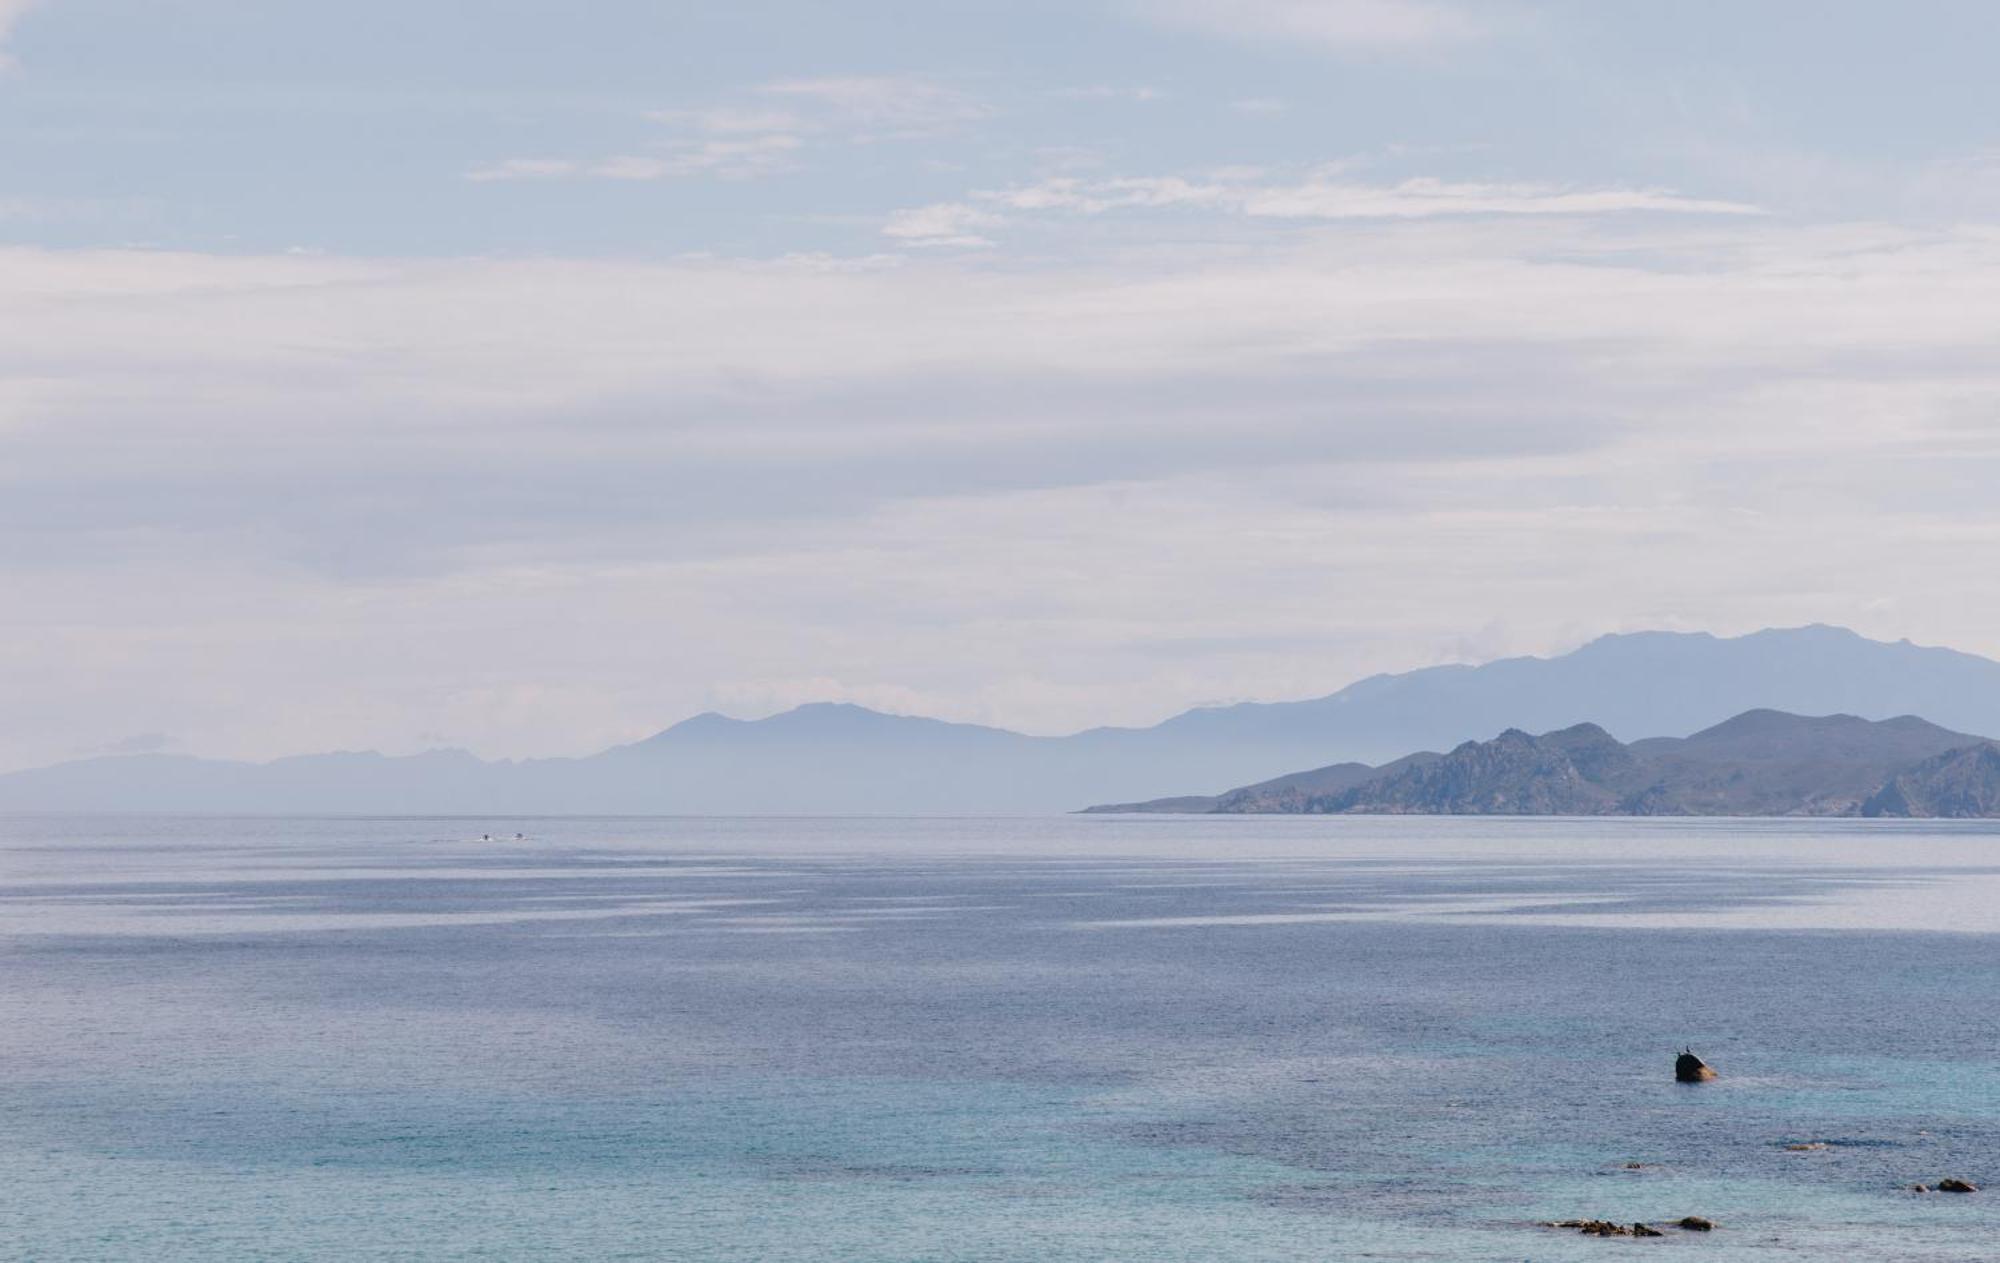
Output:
top-left (1085, 710), bottom-right (2000, 818)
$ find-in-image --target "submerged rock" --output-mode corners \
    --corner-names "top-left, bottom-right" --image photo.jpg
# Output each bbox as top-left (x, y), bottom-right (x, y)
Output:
top-left (1632, 1223), bottom-right (1665, 1237)
top-left (1937, 1178), bottom-right (1978, 1193)
top-left (1677, 1216), bottom-right (1716, 1231)
top-left (1675, 1049), bottom-right (1718, 1083)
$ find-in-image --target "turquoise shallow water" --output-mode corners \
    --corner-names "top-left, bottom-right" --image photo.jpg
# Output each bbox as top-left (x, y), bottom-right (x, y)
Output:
top-left (3, 815), bottom-right (2000, 1260)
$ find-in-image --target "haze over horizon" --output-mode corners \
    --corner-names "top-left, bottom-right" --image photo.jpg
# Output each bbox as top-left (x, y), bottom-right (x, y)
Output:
top-left (8, 622), bottom-right (1985, 771)
top-left (16, 622), bottom-right (2000, 815)
top-left (7, 1), bottom-right (2000, 772)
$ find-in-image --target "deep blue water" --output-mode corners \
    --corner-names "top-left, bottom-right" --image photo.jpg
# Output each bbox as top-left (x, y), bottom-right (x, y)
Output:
top-left (4, 815), bottom-right (2000, 1260)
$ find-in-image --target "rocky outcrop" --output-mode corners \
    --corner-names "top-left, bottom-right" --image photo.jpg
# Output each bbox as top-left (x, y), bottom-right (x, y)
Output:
top-left (1313, 724), bottom-right (1633, 815)
top-left (1545, 1218), bottom-right (1709, 1236)
top-left (1547, 1220), bottom-right (1640, 1237)
top-left (1675, 1050), bottom-right (1717, 1083)
top-left (1863, 745), bottom-right (2000, 818)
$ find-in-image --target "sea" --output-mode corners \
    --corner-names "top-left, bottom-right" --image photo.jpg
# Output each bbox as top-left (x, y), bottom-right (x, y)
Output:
top-left (4, 814), bottom-right (2000, 1261)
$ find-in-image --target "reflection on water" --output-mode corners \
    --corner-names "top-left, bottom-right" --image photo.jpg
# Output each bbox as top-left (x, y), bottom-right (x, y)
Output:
top-left (3, 815), bottom-right (1999, 1260)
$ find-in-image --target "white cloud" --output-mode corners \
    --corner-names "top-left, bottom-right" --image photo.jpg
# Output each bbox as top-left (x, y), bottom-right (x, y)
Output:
top-left (1240, 176), bottom-right (1765, 219)
top-left (1052, 84), bottom-right (1167, 103)
top-left (979, 172), bottom-right (1763, 220)
top-left (983, 175), bottom-right (1231, 214)
top-left (881, 202), bottom-right (1004, 247)
top-left (464, 157), bottom-right (580, 182)
top-left (648, 105), bottom-right (805, 135)
top-left (1128, 0), bottom-right (1482, 51)
top-left (467, 135), bottom-right (803, 183)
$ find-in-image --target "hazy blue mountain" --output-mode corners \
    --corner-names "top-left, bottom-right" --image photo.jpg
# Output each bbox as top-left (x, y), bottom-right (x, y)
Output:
top-left (1116, 624), bottom-right (2000, 763)
top-left (1104, 710), bottom-right (1995, 817)
top-left (14, 626), bottom-right (2000, 815)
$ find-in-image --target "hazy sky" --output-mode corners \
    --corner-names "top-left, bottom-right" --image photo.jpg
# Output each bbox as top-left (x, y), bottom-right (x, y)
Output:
top-left (5, 0), bottom-right (2000, 770)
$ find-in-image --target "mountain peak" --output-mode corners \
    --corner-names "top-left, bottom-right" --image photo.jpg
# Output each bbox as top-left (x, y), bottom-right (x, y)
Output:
top-left (1579, 624), bottom-right (1870, 654)
top-left (1579, 628), bottom-right (1718, 651)
top-left (1689, 708), bottom-right (1855, 739)
top-left (1685, 708), bottom-right (1975, 748)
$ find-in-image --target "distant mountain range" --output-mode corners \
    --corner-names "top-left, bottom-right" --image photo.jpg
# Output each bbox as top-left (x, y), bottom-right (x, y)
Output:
top-left (1086, 710), bottom-right (2000, 817)
top-left (12, 624), bottom-right (2000, 815)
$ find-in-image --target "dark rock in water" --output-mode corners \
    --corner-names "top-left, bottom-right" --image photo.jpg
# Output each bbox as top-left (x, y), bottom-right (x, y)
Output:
top-left (1675, 1049), bottom-right (1718, 1082)
top-left (1911, 1184), bottom-right (1930, 1193)
top-left (1548, 1216), bottom-right (1691, 1238)
top-left (1937, 1178), bottom-right (1978, 1193)
top-left (1677, 1216), bottom-right (1716, 1231)
top-left (1786, 1142), bottom-right (1830, 1151)
top-left (1547, 1220), bottom-right (1618, 1235)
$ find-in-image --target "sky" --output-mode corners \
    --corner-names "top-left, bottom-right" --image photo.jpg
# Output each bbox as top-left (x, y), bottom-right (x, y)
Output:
top-left (5, 0), bottom-right (2000, 770)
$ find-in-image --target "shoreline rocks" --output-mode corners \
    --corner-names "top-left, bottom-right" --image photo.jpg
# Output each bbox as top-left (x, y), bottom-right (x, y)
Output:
top-left (1544, 1217), bottom-right (1715, 1237)
top-left (1546, 1220), bottom-right (1641, 1237)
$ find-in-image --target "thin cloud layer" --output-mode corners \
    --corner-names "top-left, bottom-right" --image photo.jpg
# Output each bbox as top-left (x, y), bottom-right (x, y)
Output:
top-left (467, 135), bottom-right (804, 183)
top-left (968, 173), bottom-right (1762, 229)
top-left (6, 1), bottom-right (2000, 771)
top-left (1126, 0), bottom-right (1484, 50)
top-left (465, 74), bottom-right (983, 184)
top-left (882, 202), bottom-right (1004, 246)
top-left (886, 166), bottom-right (1766, 248)
top-left (5, 212), bottom-right (2000, 766)
top-left (759, 75), bottom-right (991, 137)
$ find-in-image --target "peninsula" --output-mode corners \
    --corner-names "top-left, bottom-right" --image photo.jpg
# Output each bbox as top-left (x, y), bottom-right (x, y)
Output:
top-left (1083, 710), bottom-right (2000, 818)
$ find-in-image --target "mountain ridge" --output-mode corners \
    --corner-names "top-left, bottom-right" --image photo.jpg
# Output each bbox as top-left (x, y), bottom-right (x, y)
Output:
top-left (14, 625), bottom-right (2000, 814)
top-left (1090, 710), bottom-right (2000, 818)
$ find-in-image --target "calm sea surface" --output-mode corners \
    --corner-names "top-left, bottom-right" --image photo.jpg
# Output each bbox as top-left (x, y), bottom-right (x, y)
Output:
top-left (4, 815), bottom-right (2000, 1261)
